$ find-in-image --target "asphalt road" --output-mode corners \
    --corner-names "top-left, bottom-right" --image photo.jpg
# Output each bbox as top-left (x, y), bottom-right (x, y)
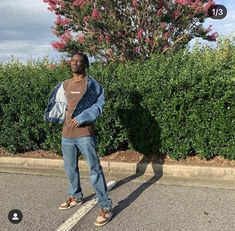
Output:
top-left (1, 172), bottom-right (235, 231)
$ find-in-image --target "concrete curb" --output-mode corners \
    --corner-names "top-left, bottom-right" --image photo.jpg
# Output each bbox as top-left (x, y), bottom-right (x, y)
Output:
top-left (0, 157), bottom-right (235, 181)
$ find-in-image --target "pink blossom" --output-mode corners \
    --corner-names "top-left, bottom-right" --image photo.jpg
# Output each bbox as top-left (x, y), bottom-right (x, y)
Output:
top-left (92, 8), bottom-right (101, 20)
top-left (163, 45), bottom-right (170, 50)
top-left (160, 22), bottom-right (166, 29)
top-left (145, 38), bottom-right (154, 46)
top-left (83, 16), bottom-right (90, 22)
top-left (98, 34), bottom-right (104, 43)
top-left (195, 6), bottom-right (202, 13)
top-left (77, 34), bottom-right (85, 43)
top-left (169, 24), bottom-right (174, 31)
top-left (207, 32), bottom-right (218, 41)
top-left (205, 25), bottom-right (212, 33)
top-left (105, 35), bottom-right (111, 43)
top-left (173, 9), bottom-right (180, 19)
top-left (132, 0), bottom-right (138, 8)
top-left (87, 28), bottom-right (95, 35)
top-left (43, 0), bottom-right (58, 12)
top-left (204, 0), bottom-right (215, 11)
top-left (73, 0), bottom-right (87, 7)
top-left (60, 31), bottom-right (72, 43)
top-left (175, 0), bottom-right (206, 13)
top-left (43, 0), bottom-right (58, 3)
top-left (117, 31), bottom-right (123, 36)
top-left (192, 2), bottom-right (198, 9)
top-left (157, 9), bottom-right (162, 17)
top-left (175, 0), bottom-right (188, 5)
top-left (134, 46), bottom-right (140, 53)
top-left (137, 29), bottom-right (144, 41)
top-left (159, 0), bottom-right (164, 8)
top-left (191, 1), bottom-right (203, 13)
top-left (56, 16), bottom-right (71, 26)
top-left (163, 32), bottom-right (170, 40)
top-left (60, 1), bottom-right (65, 9)
top-left (51, 41), bottom-right (66, 50)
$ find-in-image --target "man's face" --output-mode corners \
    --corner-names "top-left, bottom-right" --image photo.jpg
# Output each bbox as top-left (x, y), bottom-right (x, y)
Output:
top-left (71, 54), bottom-right (86, 74)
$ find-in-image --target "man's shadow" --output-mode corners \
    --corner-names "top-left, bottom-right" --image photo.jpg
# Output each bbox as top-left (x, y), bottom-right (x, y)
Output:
top-left (110, 91), bottom-right (164, 219)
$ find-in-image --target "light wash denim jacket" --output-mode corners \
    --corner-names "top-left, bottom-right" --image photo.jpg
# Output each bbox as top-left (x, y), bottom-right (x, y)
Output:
top-left (44, 77), bottom-right (104, 125)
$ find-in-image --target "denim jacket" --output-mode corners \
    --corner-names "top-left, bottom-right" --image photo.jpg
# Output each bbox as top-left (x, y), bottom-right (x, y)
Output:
top-left (44, 77), bottom-right (104, 125)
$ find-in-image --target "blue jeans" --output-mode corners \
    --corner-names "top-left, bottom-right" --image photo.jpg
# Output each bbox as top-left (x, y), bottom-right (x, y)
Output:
top-left (61, 136), bottom-right (112, 209)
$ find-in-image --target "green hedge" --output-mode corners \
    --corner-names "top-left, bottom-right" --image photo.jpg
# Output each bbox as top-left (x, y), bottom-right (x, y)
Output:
top-left (0, 61), bottom-right (68, 153)
top-left (0, 39), bottom-right (234, 160)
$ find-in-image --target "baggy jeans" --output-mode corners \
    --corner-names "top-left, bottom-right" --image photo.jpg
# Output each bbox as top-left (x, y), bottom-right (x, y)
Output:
top-left (61, 136), bottom-right (112, 209)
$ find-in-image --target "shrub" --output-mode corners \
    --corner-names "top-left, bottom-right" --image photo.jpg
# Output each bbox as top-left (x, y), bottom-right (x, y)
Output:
top-left (0, 39), bottom-right (234, 160)
top-left (0, 59), bottom-right (70, 153)
top-left (91, 39), bottom-right (235, 159)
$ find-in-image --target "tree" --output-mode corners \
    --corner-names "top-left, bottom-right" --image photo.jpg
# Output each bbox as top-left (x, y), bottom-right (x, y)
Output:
top-left (43, 0), bottom-right (218, 61)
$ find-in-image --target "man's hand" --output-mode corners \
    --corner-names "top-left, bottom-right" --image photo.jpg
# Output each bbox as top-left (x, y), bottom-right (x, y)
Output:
top-left (70, 118), bottom-right (79, 127)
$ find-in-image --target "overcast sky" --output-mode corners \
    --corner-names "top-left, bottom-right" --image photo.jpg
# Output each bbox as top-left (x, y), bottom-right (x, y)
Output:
top-left (0, 0), bottom-right (234, 63)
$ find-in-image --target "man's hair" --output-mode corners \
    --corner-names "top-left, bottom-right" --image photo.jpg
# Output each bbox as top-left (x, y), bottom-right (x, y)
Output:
top-left (76, 52), bottom-right (89, 69)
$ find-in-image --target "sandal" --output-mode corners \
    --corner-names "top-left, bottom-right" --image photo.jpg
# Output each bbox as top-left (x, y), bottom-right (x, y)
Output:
top-left (95, 208), bottom-right (113, 226)
top-left (59, 196), bottom-right (83, 210)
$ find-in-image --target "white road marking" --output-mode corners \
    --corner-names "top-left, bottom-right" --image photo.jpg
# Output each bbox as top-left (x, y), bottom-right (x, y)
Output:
top-left (55, 181), bottom-right (116, 231)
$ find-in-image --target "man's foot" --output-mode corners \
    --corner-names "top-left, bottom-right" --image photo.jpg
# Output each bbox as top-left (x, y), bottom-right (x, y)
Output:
top-left (94, 208), bottom-right (113, 227)
top-left (58, 196), bottom-right (83, 210)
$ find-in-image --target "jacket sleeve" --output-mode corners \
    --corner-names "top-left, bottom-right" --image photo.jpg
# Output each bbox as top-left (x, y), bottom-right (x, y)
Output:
top-left (74, 86), bottom-right (105, 125)
top-left (44, 82), bottom-right (67, 124)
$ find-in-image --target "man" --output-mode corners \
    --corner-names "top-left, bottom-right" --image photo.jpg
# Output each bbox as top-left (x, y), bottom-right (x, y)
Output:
top-left (44, 52), bottom-right (113, 227)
